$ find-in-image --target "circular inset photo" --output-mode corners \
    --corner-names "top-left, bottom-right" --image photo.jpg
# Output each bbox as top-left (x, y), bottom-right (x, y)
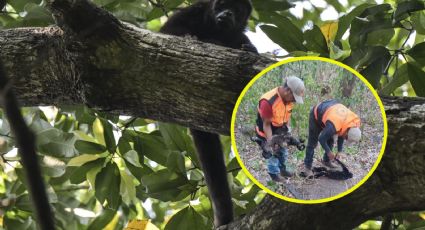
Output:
top-left (231, 57), bottom-right (387, 203)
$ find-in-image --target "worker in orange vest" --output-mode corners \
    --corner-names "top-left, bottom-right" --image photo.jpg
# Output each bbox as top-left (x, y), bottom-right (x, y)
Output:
top-left (302, 99), bottom-right (361, 177)
top-left (254, 76), bottom-right (305, 182)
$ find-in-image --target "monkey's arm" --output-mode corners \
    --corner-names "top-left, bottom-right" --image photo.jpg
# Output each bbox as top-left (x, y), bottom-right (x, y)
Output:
top-left (159, 3), bottom-right (205, 36)
top-left (240, 34), bottom-right (258, 53)
top-left (190, 129), bottom-right (233, 226)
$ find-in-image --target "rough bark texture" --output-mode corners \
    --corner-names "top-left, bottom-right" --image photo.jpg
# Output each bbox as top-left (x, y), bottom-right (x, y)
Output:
top-left (221, 96), bottom-right (425, 230)
top-left (0, 1), bottom-right (272, 135)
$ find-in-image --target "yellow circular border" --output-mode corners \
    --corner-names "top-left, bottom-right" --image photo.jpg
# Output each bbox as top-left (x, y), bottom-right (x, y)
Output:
top-left (230, 56), bottom-right (388, 204)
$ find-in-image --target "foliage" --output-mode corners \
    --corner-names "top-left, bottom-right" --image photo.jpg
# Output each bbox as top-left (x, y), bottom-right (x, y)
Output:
top-left (0, 0), bottom-right (425, 229)
top-left (0, 107), bottom-right (264, 229)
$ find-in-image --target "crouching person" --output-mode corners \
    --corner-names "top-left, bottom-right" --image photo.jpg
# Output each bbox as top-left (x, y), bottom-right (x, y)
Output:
top-left (302, 99), bottom-right (361, 177)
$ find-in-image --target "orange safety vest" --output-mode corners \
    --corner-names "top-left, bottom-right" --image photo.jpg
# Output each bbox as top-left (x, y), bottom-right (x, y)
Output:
top-left (315, 103), bottom-right (361, 137)
top-left (256, 87), bottom-right (293, 138)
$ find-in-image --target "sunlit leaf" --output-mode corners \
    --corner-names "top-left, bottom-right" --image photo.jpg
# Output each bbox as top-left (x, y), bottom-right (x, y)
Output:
top-left (164, 206), bottom-right (210, 230)
top-left (320, 21), bottom-right (338, 43)
top-left (67, 154), bottom-right (101, 167)
top-left (304, 25), bottom-right (329, 55)
top-left (123, 150), bottom-right (142, 167)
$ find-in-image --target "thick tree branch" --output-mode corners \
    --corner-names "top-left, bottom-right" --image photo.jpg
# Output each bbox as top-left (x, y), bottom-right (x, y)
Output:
top-left (0, 24), bottom-right (272, 135)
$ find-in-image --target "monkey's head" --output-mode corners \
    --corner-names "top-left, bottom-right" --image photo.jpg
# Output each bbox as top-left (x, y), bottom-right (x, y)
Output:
top-left (210, 0), bottom-right (252, 33)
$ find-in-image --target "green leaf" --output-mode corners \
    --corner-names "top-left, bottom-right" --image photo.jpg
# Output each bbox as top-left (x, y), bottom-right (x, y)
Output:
top-left (3, 214), bottom-right (32, 230)
top-left (22, 3), bottom-right (54, 26)
top-left (166, 151), bottom-right (186, 173)
top-left (411, 11), bottom-right (425, 35)
top-left (67, 154), bottom-right (101, 167)
top-left (75, 140), bottom-right (107, 154)
top-left (87, 208), bottom-right (116, 230)
top-left (251, 0), bottom-right (293, 11)
top-left (260, 15), bottom-right (306, 52)
top-left (70, 158), bottom-right (105, 184)
top-left (394, 0), bottom-right (425, 22)
top-left (407, 42), bottom-right (425, 66)
top-left (407, 63), bottom-right (425, 96)
top-left (359, 50), bottom-right (391, 88)
top-left (119, 169), bottom-right (138, 204)
top-left (361, 4), bottom-right (392, 17)
top-left (164, 206), bottom-right (210, 230)
top-left (366, 28), bottom-right (395, 46)
top-left (95, 162), bottom-right (122, 210)
top-left (93, 0), bottom-right (117, 7)
top-left (38, 132), bottom-right (78, 158)
top-left (344, 46), bottom-right (390, 70)
top-left (8, 0), bottom-right (41, 12)
top-left (158, 123), bottom-right (190, 152)
top-left (380, 63), bottom-right (409, 95)
top-left (349, 15), bottom-right (393, 50)
top-left (335, 3), bottom-right (374, 41)
top-left (227, 157), bottom-right (242, 176)
top-left (141, 169), bottom-right (193, 202)
top-left (137, 134), bottom-right (169, 166)
top-left (123, 150), bottom-right (142, 167)
top-left (99, 118), bottom-right (116, 153)
top-left (303, 25), bottom-right (329, 56)
top-left (118, 134), bottom-right (132, 155)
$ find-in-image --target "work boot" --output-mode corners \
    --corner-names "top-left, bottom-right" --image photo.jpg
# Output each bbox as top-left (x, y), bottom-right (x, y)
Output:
top-left (280, 168), bottom-right (294, 178)
top-left (301, 164), bottom-right (313, 177)
top-left (269, 173), bottom-right (284, 182)
top-left (323, 160), bottom-right (339, 169)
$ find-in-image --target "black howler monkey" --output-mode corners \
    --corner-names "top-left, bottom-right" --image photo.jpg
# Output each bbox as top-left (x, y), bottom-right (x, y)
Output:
top-left (160, 0), bottom-right (257, 227)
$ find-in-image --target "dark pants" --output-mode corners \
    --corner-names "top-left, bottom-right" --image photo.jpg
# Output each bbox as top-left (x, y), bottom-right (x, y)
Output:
top-left (304, 107), bottom-right (334, 168)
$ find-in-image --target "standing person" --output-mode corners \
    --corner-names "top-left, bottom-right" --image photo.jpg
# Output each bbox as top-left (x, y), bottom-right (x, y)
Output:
top-left (302, 99), bottom-right (361, 177)
top-left (255, 76), bottom-right (305, 182)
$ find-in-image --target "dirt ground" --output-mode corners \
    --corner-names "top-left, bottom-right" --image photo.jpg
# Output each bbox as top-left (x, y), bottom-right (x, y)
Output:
top-left (234, 123), bottom-right (383, 200)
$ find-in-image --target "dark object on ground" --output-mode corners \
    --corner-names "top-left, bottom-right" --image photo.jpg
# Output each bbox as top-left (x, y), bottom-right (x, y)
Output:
top-left (300, 159), bottom-right (353, 180)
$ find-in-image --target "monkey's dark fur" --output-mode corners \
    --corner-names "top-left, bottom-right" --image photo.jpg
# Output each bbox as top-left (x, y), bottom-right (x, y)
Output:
top-left (301, 159), bottom-right (353, 180)
top-left (160, 0), bottom-right (256, 226)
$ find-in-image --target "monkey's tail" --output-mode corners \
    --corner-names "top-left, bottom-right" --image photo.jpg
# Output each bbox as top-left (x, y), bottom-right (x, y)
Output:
top-left (190, 129), bottom-right (233, 226)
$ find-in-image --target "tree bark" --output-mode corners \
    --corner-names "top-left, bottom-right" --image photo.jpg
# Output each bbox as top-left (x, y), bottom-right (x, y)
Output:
top-left (221, 96), bottom-right (425, 230)
top-left (0, 0), bottom-right (272, 135)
